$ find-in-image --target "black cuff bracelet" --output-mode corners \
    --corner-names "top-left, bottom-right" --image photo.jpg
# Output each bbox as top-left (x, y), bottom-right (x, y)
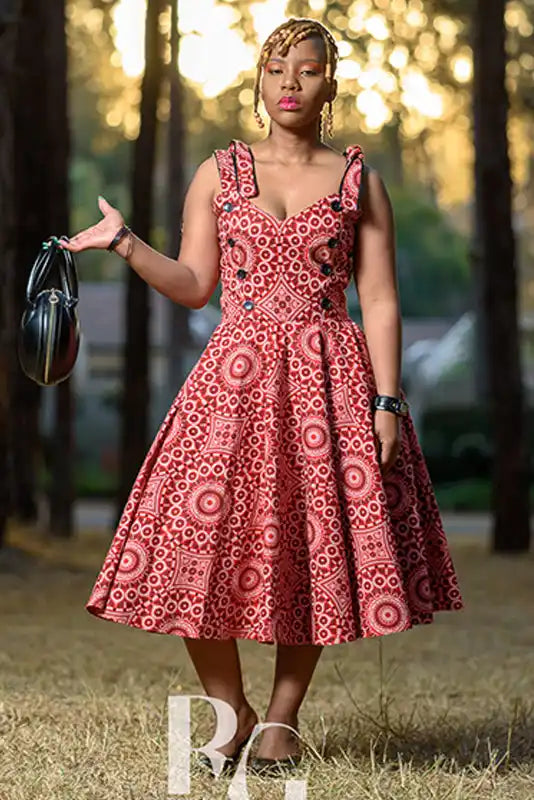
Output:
top-left (372, 394), bottom-right (409, 416)
top-left (107, 225), bottom-right (130, 252)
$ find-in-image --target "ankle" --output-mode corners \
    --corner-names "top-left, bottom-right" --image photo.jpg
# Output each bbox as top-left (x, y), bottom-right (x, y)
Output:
top-left (264, 710), bottom-right (299, 728)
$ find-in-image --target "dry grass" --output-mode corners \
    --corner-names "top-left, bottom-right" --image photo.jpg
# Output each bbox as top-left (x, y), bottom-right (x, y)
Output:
top-left (1, 526), bottom-right (533, 800)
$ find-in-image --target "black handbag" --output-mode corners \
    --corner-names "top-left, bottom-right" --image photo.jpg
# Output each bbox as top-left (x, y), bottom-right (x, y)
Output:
top-left (18, 235), bottom-right (80, 386)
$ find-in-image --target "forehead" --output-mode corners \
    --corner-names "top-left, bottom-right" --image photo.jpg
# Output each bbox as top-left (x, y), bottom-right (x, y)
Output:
top-left (269, 34), bottom-right (326, 62)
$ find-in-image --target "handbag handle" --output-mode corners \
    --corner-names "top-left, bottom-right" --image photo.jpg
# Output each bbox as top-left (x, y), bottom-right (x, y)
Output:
top-left (26, 235), bottom-right (78, 306)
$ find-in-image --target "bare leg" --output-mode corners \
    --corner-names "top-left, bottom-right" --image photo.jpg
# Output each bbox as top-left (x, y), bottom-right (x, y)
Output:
top-left (255, 643), bottom-right (324, 759)
top-left (182, 637), bottom-right (259, 756)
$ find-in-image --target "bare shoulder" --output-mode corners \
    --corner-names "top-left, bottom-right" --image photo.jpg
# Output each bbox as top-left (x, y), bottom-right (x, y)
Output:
top-left (188, 155), bottom-right (219, 193)
top-left (321, 145), bottom-right (347, 168)
top-left (360, 165), bottom-right (393, 223)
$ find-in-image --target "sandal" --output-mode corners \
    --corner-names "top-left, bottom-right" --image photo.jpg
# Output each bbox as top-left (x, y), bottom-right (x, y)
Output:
top-left (249, 753), bottom-right (302, 776)
top-left (196, 729), bottom-right (254, 778)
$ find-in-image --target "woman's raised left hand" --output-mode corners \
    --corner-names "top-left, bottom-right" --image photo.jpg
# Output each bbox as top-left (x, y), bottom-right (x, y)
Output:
top-left (373, 410), bottom-right (401, 475)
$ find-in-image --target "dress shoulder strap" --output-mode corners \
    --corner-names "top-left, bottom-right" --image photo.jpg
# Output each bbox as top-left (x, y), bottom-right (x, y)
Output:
top-left (213, 139), bottom-right (258, 200)
top-left (229, 139), bottom-right (258, 198)
top-left (213, 144), bottom-right (239, 200)
top-left (340, 144), bottom-right (365, 216)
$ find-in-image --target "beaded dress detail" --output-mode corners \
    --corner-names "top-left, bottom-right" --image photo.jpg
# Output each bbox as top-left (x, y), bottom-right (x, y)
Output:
top-left (86, 139), bottom-right (464, 645)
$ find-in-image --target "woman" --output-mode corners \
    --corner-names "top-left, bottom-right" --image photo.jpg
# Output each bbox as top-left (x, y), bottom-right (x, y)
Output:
top-left (62, 17), bottom-right (464, 777)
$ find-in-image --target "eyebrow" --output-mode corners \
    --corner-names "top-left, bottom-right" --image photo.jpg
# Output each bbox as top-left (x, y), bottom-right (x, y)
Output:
top-left (266, 57), bottom-right (323, 64)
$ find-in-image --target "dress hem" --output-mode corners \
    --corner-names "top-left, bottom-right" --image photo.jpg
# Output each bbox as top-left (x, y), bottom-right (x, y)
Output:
top-left (85, 601), bottom-right (465, 647)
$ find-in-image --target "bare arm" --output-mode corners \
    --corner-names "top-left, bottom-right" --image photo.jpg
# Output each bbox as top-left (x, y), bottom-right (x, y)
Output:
top-left (353, 166), bottom-right (402, 397)
top-left (62, 155), bottom-right (221, 310)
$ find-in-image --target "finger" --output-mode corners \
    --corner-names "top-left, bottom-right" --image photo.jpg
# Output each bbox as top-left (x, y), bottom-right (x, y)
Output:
top-left (98, 195), bottom-right (114, 216)
top-left (61, 230), bottom-right (94, 251)
top-left (380, 442), bottom-right (393, 468)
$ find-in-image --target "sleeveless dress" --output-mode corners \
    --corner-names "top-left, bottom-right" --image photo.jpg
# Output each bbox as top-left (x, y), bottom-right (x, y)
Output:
top-left (86, 139), bottom-right (464, 646)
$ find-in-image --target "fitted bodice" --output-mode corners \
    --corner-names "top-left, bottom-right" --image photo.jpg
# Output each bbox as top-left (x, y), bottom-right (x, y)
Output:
top-left (212, 139), bottom-right (365, 330)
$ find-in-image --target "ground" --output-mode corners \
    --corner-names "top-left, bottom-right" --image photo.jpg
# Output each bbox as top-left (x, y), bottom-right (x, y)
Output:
top-left (0, 526), bottom-right (533, 800)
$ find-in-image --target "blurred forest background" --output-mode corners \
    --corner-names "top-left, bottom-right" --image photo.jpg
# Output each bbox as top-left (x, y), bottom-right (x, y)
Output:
top-left (0, 0), bottom-right (532, 553)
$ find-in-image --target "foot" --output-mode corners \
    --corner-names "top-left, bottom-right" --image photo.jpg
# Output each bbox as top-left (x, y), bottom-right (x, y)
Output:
top-left (253, 713), bottom-right (301, 761)
top-left (216, 703), bottom-right (259, 758)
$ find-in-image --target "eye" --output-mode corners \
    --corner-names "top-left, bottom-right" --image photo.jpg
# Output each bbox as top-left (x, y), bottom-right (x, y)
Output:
top-left (266, 67), bottom-right (282, 74)
top-left (301, 69), bottom-right (319, 76)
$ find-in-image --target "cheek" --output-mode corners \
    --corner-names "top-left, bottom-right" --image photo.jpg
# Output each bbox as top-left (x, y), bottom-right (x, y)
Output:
top-left (260, 80), bottom-right (277, 105)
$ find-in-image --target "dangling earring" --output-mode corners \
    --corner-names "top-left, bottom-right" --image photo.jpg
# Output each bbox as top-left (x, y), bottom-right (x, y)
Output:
top-left (325, 101), bottom-right (334, 139)
top-left (320, 102), bottom-right (334, 142)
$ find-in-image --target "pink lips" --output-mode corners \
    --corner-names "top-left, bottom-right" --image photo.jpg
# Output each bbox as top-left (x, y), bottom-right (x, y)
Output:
top-left (279, 97), bottom-right (300, 110)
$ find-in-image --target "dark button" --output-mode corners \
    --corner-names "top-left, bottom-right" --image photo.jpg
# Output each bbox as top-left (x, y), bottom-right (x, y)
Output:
top-left (243, 299), bottom-right (254, 310)
top-left (328, 237), bottom-right (338, 248)
top-left (331, 200), bottom-right (342, 212)
top-left (223, 201), bottom-right (234, 212)
top-left (320, 263), bottom-right (332, 276)
top-left (320, 297), bottom-right (332, 309)
top-left (237, 268), bottom-right (247, 280)
top-left (228, 237), bottom-right (236, 246)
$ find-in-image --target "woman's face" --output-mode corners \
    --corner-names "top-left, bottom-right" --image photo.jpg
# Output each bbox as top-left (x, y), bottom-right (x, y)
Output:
top-left (260, 35), bottom-right (337, 132)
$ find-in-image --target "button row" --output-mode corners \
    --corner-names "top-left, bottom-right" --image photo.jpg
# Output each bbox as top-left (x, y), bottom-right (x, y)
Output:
top-left (242, 297), bottom-right (332, 312)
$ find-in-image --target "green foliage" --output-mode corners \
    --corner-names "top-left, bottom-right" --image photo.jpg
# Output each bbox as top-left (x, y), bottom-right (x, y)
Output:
top-left (389, 184), bottom-right (471, 317)
top-left (348, 183), bottom-right (471, 319)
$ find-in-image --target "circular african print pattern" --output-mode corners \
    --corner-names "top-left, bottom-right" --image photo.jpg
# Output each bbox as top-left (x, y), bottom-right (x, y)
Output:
top-left (227, 237), bottom-right (254, 271)
top-left (306, 511), bottom-right (325, 554)
top-left (232, 558), bottom-right (264, 600)
top-left (366, 593), bottom-right (410, 635)
top-left (188, 481), bottom-right (229, 524)
top-left (302, 416), bottom-right (331, 459)
top-left (407, 566), bottom-right (434, 612)
top-left (262, 516), bottom-right (281, 552)
top-left (115, 540), bottom-right (149, 583)
top-left (159, 618), bottom-right (198, 637)
top-left (340, 455), bottom-right (374, 499)
top-left (306, 234), bottom-right (334, 269)
top-left (299, 325), bottom-right (330, 362)
top-left (220, 344), bottom-right (259, 387)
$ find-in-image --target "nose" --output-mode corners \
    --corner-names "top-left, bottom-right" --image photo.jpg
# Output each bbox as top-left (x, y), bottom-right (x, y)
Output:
top-left (281, 71), bottom-right (299, 90)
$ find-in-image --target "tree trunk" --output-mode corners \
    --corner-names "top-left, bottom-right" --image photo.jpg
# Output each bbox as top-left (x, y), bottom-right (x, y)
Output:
top-left (46, 0), bottom-right (74, 538)
top-left (0, 1), bottom-right (20, 547)
top-left (166, 0), bottom-right (191, 398)
top-left (10, 0), bottom-right (49, 524)
top-left (116, 0), bottom-right (166, 520)
top-left (472, 0), bottom-right (531, 552)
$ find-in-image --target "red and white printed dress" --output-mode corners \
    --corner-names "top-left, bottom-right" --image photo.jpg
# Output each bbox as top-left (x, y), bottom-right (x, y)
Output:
top-left (86, 139), bottom-right (464, 646)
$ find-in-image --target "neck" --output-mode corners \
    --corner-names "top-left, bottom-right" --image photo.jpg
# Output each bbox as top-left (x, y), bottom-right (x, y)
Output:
top-left (263, 120), bottom-right (323, 163)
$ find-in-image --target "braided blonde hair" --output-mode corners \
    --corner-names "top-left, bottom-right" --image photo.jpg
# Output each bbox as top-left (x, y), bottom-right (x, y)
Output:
top-left (253, 18), bottom-right (339, 140)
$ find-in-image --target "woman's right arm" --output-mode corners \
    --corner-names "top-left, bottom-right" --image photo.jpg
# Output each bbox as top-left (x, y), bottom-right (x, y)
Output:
top-left (62, 155), bottom-right (221, 310)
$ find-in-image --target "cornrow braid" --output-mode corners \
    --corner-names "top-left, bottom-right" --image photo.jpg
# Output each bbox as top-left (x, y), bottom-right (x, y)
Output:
top-left (253, 17), bottom-right (339, 138)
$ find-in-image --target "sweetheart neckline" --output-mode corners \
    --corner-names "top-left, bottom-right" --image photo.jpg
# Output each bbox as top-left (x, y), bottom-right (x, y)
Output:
top-left (211, 191), bottom-right (342, 226)
top-left (243, 140), bottom-right (351, 225)
top-left (244, 192), bottom-right (341, 225)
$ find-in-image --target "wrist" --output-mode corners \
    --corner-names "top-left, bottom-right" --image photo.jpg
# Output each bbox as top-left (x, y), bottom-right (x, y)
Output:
top-left (372, 393), bottom-right (409, 417)
top-left (114, 227), bottom-right (135, 260)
